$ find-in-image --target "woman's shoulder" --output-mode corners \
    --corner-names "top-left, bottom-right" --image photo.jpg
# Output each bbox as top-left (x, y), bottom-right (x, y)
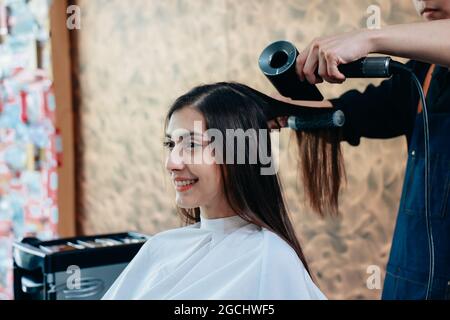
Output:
top-left (260, 228), bottom-right (300, 261)
top-left (259, 228), bottom-right (312, 279)
top-left (259, 228), bottom-right (327, 299)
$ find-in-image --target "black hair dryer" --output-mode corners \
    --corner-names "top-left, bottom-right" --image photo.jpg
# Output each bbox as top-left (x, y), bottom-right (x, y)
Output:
top-left (258, 40), bottom-right (397, 131)
top-left (259, 40), bottom-right (394, 101)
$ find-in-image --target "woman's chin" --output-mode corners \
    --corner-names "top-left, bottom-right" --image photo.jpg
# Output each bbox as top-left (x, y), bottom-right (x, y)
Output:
top-left (175, 196), bottom-right (199, 209)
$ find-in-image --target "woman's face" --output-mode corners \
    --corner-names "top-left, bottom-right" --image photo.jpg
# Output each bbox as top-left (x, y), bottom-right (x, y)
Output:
top-left (413, 0), bottom-right (450, 20)
top-left (165, 107), bottom-right (224, 209)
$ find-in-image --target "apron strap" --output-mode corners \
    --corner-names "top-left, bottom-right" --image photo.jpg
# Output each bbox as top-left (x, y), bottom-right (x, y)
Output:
top-left (417, 64), bottom-right (435, 114)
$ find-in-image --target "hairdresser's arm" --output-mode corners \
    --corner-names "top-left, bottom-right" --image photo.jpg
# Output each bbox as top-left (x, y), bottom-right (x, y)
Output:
top-left (297, 19), bottom-right (450, 84)
top-left (268, 60), bottom-right (419, 146)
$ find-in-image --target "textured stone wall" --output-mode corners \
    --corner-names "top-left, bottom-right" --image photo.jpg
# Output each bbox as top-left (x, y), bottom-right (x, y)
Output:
top-left (72, 0), bottom-right (421, 299)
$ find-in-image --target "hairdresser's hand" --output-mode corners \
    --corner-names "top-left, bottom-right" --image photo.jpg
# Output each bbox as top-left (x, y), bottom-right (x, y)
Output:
top-left (267, 93), bottom-right (294, 131)
top-left (267, 116), bottom-right (288, 131)
top-left (297, 29), bottom-right (374, 84)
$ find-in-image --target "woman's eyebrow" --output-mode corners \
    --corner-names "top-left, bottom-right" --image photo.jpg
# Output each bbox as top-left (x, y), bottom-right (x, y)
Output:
top-left (165, 131), bottom-right (204, 139)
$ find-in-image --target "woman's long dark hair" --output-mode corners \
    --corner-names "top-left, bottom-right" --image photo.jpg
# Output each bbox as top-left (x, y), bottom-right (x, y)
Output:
top-left (295, 128), bottom-right (345, 217)
top-left (165, 82), bottom-right (344, 274)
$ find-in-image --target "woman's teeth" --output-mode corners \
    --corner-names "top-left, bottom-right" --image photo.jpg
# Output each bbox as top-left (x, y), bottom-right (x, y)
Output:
top-left (175, 179), bottom-right (197, 186)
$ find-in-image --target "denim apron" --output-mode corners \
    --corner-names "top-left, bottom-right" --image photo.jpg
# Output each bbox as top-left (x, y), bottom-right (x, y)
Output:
top-left (382, 73), bottom-right (450, 299)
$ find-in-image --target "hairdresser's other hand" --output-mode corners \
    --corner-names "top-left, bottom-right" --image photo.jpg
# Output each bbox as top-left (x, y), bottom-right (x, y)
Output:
top-left (267, 93), bottom-right (295, 131)
top-left (297, 29), bottom-right (374, 84)
top-left (267, 116), bottom-right (288, 131)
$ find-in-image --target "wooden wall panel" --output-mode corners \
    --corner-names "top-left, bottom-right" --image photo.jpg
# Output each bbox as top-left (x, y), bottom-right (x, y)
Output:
top-left (51, 0), bottom-right (76, 237)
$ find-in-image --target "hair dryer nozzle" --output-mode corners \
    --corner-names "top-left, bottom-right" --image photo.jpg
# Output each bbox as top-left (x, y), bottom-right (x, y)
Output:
top-left (259, 41), bottom-right (324, 101)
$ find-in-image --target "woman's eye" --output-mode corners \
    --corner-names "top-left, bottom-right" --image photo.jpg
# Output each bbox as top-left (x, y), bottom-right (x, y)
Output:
top-left (163, 139), bottom-right (202, 151)
top-left (163, 141), bottom-right (175, 149)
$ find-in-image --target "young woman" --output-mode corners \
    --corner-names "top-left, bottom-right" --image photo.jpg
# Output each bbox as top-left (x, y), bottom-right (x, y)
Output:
top-left (102, 82), bottom-right (340, 299)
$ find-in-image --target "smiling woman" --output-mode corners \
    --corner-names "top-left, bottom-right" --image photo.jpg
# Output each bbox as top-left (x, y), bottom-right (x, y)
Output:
top-left (101, 82), bottom-right (329, 300)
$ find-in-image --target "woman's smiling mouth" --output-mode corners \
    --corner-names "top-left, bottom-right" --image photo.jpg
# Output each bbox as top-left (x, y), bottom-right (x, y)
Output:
top-left (173, 178), bottom-right (199, 192)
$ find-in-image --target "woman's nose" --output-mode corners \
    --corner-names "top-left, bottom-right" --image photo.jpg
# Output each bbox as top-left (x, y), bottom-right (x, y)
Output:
top-left (165, 146), bottom-right (185, 171)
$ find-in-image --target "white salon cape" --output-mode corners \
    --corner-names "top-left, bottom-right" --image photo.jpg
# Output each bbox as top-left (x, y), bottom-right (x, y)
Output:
top-left (102, 214), bottom-right (326, 300)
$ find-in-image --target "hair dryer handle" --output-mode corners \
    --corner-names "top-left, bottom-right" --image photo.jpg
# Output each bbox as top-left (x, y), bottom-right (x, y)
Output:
top-left (338, 57), bottom-right (392, 78)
